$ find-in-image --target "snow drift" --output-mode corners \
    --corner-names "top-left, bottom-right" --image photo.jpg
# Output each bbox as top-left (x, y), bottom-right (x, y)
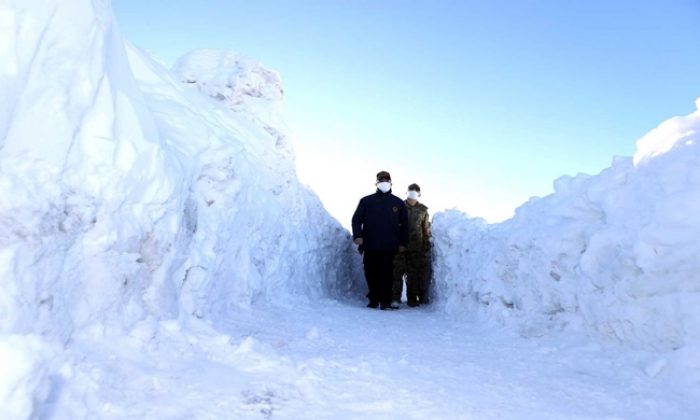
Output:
top-left (0, 0), bottom-right (359, 415)
top-left (433, 99), bottom-right (700, 355)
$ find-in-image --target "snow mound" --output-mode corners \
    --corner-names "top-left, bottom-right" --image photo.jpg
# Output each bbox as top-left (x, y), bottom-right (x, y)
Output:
top-left (0, 2), bottom-right (361, 415)
top-left (433, 100), bottom-right (700, 354)
top-left (0, 335), bottom-right (55, 419)
top-left (172, 49), bottom-right (290, 159)
top-left (634, 98), bottom-right (700, 165)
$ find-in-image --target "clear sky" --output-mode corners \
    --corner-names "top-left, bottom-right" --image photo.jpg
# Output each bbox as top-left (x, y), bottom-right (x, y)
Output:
top-left (114, 0), bottom-right (700, 227)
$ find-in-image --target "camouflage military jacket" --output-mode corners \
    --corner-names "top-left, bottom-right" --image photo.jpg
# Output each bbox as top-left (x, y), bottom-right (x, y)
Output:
top-left (405, 200), bottom-right (431, 253)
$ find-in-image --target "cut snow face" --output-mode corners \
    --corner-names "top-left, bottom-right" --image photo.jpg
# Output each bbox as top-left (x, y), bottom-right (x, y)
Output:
top-left (432, 99), bottom-right (700, 357)
top-left (0, 0), bottom-right (363, 416)
top-left (0, 0), bottom-right (361, 365)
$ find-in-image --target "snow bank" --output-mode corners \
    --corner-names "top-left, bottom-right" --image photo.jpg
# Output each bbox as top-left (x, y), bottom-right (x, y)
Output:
top-left (0, 1), bottom-right (360, 415)
top-left (0, 335), bottom-right (55, 419)
top-left (172, 49), bottom-right (292, 159)
top-left (433, 100), bottom-right (700, 354)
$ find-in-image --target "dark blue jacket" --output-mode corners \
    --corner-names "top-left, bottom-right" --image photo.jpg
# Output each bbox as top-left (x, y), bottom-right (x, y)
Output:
top-left (352, 190), bottom-right (409, 251)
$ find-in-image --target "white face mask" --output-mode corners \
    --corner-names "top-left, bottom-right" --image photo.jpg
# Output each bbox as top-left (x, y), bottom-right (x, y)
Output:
top-left (377, 182), bottom-right (392, 193)
top-left (407, 191), bottom-right (420, 200)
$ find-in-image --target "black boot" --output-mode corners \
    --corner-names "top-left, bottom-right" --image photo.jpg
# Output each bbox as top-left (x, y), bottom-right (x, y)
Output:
top-left (380, 302), bottom-right (396, 310)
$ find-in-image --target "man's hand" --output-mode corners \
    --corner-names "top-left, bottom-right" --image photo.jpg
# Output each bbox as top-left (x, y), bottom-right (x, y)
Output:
top-left (354, 238), bottom-right (364, 246)
top-left (398, 246), bottom-right (407, 253)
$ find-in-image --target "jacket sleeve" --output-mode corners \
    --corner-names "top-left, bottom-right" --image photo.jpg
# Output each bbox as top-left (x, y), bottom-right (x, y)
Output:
top-left (351, 199), bottom-right (365, 239)
top-left (399, 202), bottom-right (409, 247)
top-left (422, 211), bottom-right (431, 250)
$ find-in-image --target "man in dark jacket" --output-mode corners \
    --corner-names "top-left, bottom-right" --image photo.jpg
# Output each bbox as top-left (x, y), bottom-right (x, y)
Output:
top-left (352, 171), bottom-right (409, 310)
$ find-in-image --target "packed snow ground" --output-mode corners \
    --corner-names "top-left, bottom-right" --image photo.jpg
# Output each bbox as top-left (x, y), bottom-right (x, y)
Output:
top-left (40, 300), bottom-right (700, 419)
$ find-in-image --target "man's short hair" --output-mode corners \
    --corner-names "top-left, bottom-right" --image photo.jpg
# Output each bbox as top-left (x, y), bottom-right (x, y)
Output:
top-left (376, 171), bottom-right (391, 181)
top-left (408, 183), bottom-right (420, 192)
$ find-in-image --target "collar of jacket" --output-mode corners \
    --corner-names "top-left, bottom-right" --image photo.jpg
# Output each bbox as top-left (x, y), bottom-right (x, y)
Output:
top-left (405, 199), bottom-right (427, 209)
top-left (375, 189), bottom-right (393, 195)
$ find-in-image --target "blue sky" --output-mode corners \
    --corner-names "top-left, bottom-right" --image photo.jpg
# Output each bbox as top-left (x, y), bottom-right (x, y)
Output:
top-left (114, 0), bottom-right (700, 226)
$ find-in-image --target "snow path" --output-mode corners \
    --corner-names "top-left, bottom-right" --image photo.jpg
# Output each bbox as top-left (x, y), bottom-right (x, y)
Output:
top-left (49, 300), bottom-right (698, 419)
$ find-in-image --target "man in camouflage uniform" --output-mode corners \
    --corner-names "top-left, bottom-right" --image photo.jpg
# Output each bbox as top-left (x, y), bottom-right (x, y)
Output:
top-left (392, 183), bottom-right (432, 308)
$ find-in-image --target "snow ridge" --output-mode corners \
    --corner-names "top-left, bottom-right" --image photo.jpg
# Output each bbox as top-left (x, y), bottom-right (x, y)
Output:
top-left (0, 1), bottom-right (360, 416)
top-left (0, 0), bottom-right (360, 338)
top-left (433, 101), bottom-right (700, 359)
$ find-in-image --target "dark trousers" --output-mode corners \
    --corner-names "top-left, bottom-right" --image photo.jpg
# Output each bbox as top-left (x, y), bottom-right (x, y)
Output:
top-left (393, 251), bottom-right (430, 304)
top-left (363, 250), bottom-right (396, 306)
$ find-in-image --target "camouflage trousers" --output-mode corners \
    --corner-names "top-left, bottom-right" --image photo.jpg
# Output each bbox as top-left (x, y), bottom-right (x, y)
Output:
top-left (393, 251), bottom-right (431, 304)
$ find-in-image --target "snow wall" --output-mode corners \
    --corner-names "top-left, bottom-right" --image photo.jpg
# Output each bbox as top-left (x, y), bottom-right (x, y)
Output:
top-left (433, 99), bottom-right (700, 356)
top-left (0, 0), bottom-right (361, 400)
